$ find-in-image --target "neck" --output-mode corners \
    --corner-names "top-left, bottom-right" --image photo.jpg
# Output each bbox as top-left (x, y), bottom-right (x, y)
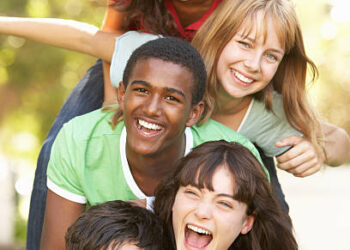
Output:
top-left (125, 134), bottom-right (186, 196)
top-left (215, 89), bottom-right (252, 115)
top-left (211, 91), bottom-right (252, 131)
top-left (172, 0), bottom-right (214, 27)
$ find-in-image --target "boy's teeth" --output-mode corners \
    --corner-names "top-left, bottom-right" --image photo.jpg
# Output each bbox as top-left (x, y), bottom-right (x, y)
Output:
top-left (234, 71), bottom-right (253, 83)
top-left (138, 119), bottom-right (161, 130)
top-left (187, 225), bottom-right (211, 235)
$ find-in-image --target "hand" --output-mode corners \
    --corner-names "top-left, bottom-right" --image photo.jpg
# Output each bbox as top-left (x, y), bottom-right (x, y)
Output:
top-left (275, 135), bottom-right (324, 177)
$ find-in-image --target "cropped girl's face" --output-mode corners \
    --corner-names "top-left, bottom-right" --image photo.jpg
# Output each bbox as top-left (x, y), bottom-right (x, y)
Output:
top-left (216, 11), bottom-right (285, 100)
top-left (171, 165), bottom-right (254, 250)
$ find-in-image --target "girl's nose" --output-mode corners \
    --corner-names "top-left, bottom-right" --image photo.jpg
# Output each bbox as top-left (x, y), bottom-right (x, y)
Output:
top-left (194, 202), bottom-right (213, 220)
top-left (244, 52), bottom-right (261, 72)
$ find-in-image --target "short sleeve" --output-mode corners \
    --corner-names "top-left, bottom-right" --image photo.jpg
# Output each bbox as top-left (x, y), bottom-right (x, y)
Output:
top-left (110, 31), bottom-right (161, 88)
top-left (239, 92), bottom-right (303, 157)
top-left (47, 122), bottom-right (87, 204)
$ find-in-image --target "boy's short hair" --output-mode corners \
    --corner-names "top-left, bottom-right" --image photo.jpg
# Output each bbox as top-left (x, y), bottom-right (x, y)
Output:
top-left (65, 200), bottom-right (170, 250)
top-left (122, 37), bottom-right (207, 105)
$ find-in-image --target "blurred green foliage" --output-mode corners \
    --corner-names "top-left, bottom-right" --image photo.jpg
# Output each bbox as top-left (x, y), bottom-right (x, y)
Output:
top-left (0, 0), bottom-right (105, 160)
top-left (0, 0), bottom-right (106, 244)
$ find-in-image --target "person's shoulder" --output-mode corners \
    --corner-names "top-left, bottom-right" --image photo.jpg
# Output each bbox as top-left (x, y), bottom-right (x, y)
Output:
top-left (191, 120), bottom-right (267, 177)
top-left (62, 109), bottom-right (120, 141)
top-left (191, 119), bottom-right (252, 145)
top-left (252, 91), bottom-right (284, 117)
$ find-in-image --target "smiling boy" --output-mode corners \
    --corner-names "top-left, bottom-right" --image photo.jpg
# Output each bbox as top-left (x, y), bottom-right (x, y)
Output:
top-left (41, 37), bottom-right (264, 249)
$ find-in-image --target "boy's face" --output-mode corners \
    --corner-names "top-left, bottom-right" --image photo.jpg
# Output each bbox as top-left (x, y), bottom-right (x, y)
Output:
top-left (118, 58), bottom-right (203, 157)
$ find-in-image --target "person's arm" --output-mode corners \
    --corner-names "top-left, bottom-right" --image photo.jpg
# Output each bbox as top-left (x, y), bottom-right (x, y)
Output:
top-left (101, 0), bottom-right (128, 101)
top-left (321, 122), bottom-right (350, 166)
top-left (41, 190), bottom-right (84, 250)
top-left (0, 17), bottom-right (120, 62)
top-left (275, 122), bottom-right (350, 177)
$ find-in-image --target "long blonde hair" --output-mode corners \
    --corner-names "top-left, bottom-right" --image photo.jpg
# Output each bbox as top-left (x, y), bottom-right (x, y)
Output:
top-left (192, 0), bottom-right (325, 159)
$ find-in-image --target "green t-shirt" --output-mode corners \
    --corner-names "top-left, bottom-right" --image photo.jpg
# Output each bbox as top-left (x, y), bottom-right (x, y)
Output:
top-left (47, 109), bottom-right (267, 207)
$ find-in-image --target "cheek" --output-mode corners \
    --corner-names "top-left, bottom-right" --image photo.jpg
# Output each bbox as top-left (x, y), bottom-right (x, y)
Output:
top-left (217, 210), bottom-right (248, 238)
top-left (172, 194), bottom-right (186, 238)
top-left (262, 63), bottom-right (280, 82)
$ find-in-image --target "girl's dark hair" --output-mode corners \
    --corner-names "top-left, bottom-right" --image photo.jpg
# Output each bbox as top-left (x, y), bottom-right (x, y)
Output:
top-left (153, 140), bottom-right (298, 250)
top-left (111, 0), bottom-right (180, 37)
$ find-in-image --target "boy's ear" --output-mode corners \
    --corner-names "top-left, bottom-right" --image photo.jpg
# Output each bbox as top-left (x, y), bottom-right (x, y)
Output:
top-left (117, 82), bottom-right (126, 110)
top-left (185, 101), bottom-right (204, 127)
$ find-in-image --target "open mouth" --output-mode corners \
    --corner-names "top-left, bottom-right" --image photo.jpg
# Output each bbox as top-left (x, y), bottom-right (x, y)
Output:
top-left (185, 224), bottom-right (212, 249)
top-left (136, 119), bottom-right (163, 136)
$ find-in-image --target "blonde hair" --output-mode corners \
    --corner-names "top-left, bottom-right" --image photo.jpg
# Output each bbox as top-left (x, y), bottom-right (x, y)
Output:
top-left (192, 0), bottom-right (325, 159)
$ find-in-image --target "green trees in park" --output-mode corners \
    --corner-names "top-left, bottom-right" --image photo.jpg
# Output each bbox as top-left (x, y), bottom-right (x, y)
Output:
top-left (0, 0), bottom-right (105, 244)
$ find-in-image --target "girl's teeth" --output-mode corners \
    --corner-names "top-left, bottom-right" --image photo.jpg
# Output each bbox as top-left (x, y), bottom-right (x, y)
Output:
top-left (234, 71), bottom-right (253, 83)
top-left (138, 119), bottom-right (161, 130)
top-left (187, 225), bottom-right (211, 235)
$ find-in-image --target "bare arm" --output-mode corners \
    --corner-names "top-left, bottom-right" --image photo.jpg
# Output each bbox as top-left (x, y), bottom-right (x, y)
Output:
top-left (322, 122), bottom-right (350, 166)
top-left (41, 190), bottom-right (85, 250)
top-left (0, 17), bottom-right (121, 62)
top-left (276, 122), bottom-right (350, 177)
top-left (101, 0), bottom-right (128, 101)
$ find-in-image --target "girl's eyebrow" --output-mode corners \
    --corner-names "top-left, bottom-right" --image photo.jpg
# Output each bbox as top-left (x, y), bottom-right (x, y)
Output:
top-left (237, 32), bottom-right (255, 41)
top-left (269, 48), bottom-right (284, 56)
top-left (215, 193), bottom-right (235, 200)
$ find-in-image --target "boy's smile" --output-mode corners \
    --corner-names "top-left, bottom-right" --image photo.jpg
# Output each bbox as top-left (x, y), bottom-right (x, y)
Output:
top-left (118, 58), bottom-right (199, 157)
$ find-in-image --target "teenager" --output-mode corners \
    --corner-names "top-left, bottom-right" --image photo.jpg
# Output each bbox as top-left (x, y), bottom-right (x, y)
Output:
top-left (154, 140), bottom-right (297, 250)
top-left (0, 0), bottom-right (349, 246)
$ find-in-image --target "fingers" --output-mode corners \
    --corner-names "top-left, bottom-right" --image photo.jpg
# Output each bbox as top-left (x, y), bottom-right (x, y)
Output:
top-left (275, 135), bottom-right (303, 148)
top-left (277, 138), bottom-right (313, 164)
top-left (281, 156), bottom-right (320, 177)
top-left (276, 138), bottom-right (322, 177)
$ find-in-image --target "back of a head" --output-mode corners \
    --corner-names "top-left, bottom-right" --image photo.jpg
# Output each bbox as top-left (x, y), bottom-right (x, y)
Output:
top-left (65, 200), bottom-right (171, 250)
top-left (123, 37), bottom-right (207, 105)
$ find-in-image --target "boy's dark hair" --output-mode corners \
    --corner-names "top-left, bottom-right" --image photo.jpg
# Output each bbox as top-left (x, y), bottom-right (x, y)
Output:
top-left (65, 200), bottom-right (170, 250)
top-left (123, 37), bottom-right (207, 105)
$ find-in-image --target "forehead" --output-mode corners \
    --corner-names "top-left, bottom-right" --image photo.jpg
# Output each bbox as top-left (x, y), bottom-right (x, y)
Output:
top-left (190, 163), bottom-right (236, 194)
top-left (206, 165), bottom-right (235, 193)
top-left (237, 10), bottom-right (285, 50)
top-left (129, 58), bottom-right (194, 94)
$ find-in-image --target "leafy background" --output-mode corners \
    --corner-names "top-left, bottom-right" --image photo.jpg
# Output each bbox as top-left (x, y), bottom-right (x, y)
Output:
top-left (0, 0), bottom-right (349, 247)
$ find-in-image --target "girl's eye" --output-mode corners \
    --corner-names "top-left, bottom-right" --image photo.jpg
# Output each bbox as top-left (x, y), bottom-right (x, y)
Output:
top-left (238, 41), bottom-right (250, 48)
top-left (218, 201), bottom-right (233, 209)
top-left (184, 188), bottom-right (199, 197)
top-left (266, 53), bottom-right (278, 62)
